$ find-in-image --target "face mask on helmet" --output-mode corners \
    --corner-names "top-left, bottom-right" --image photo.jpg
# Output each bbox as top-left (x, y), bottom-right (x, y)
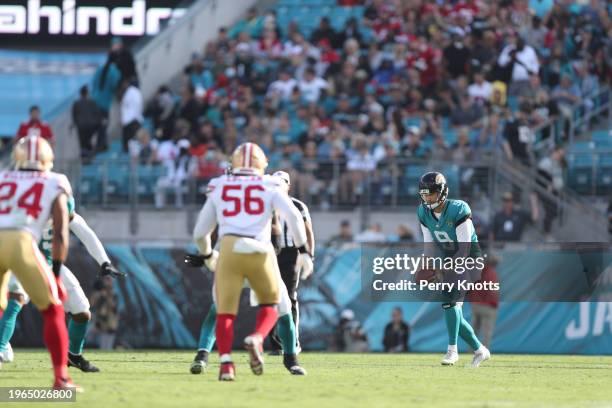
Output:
top-left (419, 180), bottom-right (448, 210)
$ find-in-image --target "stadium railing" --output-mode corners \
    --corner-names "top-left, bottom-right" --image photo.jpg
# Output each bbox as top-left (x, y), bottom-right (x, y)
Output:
top-left (66, 150), bottom-right (609, 241)
top-left (567, 86), bottom-right (611, 145)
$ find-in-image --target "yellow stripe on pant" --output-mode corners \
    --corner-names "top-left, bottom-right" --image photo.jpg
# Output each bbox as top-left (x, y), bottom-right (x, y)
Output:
top-left (215, 235), bottom-right (280, 315)
top-left (0, 230), bottom-right (59, 310)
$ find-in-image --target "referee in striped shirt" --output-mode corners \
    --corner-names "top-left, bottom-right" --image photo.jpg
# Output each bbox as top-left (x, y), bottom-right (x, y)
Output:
top-left (271, 171), bottom-right (315, 352)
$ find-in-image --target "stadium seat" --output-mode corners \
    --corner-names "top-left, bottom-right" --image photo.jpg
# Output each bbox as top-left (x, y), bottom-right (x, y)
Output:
top-left (136, 165), bottom-right (165, 198)
top-left (105, 161), bottom-right (131, 199)
top-left (568, 141), bottom-right (595, 153)
top-left (403, 164), bottom-right (429, 197)
top-left (444, 129), bottom-right (458, 145)
top-left (567, 153), bottom-right (594, 194)
top-left (78, 164), bottom-right (102, 204)
top-left (404, 117), bottom-right (421, 128)
top-left (0, 50), bottom-right (105, 137)
top-left (591, 130), bottom-right (611, 148)
top-left (596, 155), bottom-right (612, 194)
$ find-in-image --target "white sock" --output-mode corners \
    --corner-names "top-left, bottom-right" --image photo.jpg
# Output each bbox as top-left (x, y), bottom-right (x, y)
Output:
top-left (220, 353), bottom-right (232, 363)
top-left (475, 345), bottom-right (487, 354)
top-left (447, 345), bottom-right (458, 353)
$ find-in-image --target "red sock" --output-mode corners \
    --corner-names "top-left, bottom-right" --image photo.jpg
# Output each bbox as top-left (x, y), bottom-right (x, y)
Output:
top-left (216, 314), bottom-right (236, 356)
top-left (41, 304), bottom-right (68, 380)
top-left (253, 306), bottom-right (278, 339)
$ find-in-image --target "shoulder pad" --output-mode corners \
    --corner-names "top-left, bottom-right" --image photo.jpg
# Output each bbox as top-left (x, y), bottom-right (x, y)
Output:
top-left (206, 176), bottom-right (222, 195)
top-left (53, 172), bottom-right (73, 198)
top-left (263, 174), bottom-right (283, 188)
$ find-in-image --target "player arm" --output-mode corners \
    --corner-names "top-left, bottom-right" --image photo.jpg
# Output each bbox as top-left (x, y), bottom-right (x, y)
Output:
top-left (271, 211), bottom-right (282, 252)
top-left (454, 216), bottom-right (475, 258)
top-left (301, 203), bottom-right (315, 256)
top-left (420, 224), bottom-right (433, 243)
top-left (420, 223), bottom-right (436, 261)
top-left (273, 191), bottom-right (308, 250)
top-left (305, 219), bottom-right (315, 257)
top-left (69, 213), bottom-right (111, 266)
top-left (193, 198), bottom-right (217, 256)
top-left (51, 193), bottom-right (69, 272)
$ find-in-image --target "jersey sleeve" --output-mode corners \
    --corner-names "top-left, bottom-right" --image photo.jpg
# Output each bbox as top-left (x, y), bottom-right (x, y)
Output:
top-left (56, 173), bottom-right (73, 198)
top-left (67, 196), bottom-right (76, 218)
top-left (420, 224), bottom-right (433, 243)
top-left (205, 177), bottom-right (221, 197)
top-left (193, 197), bottom-right (217, 255)
top-left (69, 213), bottom-right (111, 265)
top-left (272, 188), bottom-right (307, 247)
top-left (295, 200), bottom-right (311, 222)
top-left (454, 200), bottom-right (472, 227)
top-left (417, 205), bottom-right (427, 227)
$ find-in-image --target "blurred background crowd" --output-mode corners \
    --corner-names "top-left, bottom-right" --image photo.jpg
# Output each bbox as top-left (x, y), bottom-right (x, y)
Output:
top-left (19, 0), bottom-right (601, 209)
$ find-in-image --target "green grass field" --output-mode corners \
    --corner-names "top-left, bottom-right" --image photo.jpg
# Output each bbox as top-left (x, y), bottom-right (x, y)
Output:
top-left (1, 350), bottom-right (611, 407)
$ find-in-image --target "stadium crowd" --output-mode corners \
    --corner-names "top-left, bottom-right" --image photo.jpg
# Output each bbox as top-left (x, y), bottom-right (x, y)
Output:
top-left (64, 0), bottom-right (610, 208)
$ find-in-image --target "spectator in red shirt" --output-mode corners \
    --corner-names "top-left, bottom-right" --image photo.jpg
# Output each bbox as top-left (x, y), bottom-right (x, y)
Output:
top-left (15, 105), bottom-right (54, 145)
top-left (467, 256), bottom-right (500, 349)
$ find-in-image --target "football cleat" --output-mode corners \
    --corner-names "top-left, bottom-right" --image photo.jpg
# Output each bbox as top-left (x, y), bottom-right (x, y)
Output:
top-left (68, 353), bottom-right (100, 373)
top-left (471, 347), bottom-right (491, 368)
top-left (441, 350), bottom-right (459, 365)
top-left (288, 365), bottom-right (307, 375)
top-left (53, 377), bottom-right (84, 393)
top-left (284, 354), bottom-right (307, 375)
top-left (218, 362), bottom-right (235, 381)
top-left (0, 343), bottom-right (14, 363)
top-left (190, 350), bottom-right (209, 374)
top-left (244, 335), bottom-right (264, 375)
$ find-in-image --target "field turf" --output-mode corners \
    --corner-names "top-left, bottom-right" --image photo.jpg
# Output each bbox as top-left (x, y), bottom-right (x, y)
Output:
top-left (0, 350), bottom-right (611, 407)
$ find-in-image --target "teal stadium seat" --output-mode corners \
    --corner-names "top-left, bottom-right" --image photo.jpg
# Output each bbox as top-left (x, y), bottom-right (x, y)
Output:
top-left (78, 164), bottom-right (102, 204)
top-left (596, 155), bottom-right (612, 194)
top-left (441, 165), bottom-right (460, 194)
top-left (591, 130), bottom-right (611, 148)
top-left (403, 165), bottom-right (429, 199)
top-left (444, 129), bottom-right (458, 145)
top-left (567, 151), bottom-right (594, 194)
top-left (136, 165), bottom-right (165, 198)
top-left (105, 161), bottom-right (131, 198)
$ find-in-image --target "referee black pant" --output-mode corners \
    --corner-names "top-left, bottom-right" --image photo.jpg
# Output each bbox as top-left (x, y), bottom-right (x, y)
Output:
top-left (271, 247), bottom-right (301, 350)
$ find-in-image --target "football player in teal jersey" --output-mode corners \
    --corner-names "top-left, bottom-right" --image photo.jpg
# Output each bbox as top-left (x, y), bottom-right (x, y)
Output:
top-left (417, 171), bottom-right (491, 367)
top-left (0, 196), bottom-right (125, 371)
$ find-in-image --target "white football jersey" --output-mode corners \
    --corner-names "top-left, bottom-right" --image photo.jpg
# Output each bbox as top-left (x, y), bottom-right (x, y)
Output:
top-left (204, 173), bottom-right (305, 244)
top-left (0, 170), bottom-right (73, 241)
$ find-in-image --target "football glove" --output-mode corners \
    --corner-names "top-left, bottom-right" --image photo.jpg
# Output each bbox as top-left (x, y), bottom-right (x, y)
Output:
top-left (296, 253), bottom-right (314, 280)
top-left (184, 251), bottom-right (219, 272)
top-left (184, 253), bottom-right (205, 267)
top-left (100, 262), bottom-right (127, 278)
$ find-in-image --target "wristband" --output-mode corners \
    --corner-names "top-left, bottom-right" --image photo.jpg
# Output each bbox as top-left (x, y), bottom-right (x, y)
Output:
top-left (202, 252), bottom-right (214, 259)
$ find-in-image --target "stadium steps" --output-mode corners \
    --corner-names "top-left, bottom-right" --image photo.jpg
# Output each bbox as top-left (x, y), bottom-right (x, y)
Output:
top-left (496, 156), bottom-right (608, 241)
